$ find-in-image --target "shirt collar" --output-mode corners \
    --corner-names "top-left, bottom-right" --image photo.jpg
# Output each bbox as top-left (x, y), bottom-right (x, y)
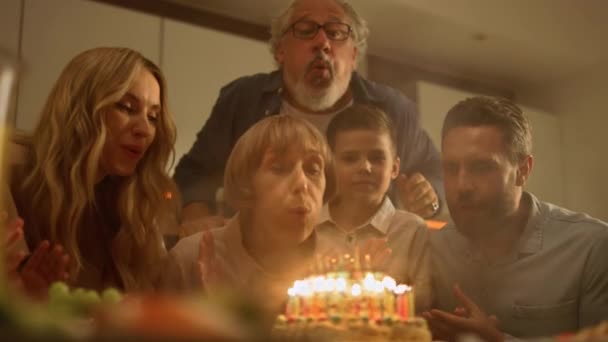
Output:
top-left (445, 192), bottom-right (544, 259)
top-left (224, 214), bottom-right (263, 277)
top-left (317, 197), bottom-right (396, 235)
top-left (516, 192), bottom-right (543, 255)
top-left (349, 71), bottom-right (380, 103)
top-left (262, 70), bottom-right (284, 93)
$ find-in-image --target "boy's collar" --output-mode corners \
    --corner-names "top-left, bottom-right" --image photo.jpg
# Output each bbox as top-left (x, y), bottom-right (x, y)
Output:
top-left (318, 197), bottom-right (395, 235)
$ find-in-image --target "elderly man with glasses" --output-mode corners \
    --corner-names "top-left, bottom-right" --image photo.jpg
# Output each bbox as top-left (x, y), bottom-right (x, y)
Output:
top-left (174, 0), bottom-right (444, 235)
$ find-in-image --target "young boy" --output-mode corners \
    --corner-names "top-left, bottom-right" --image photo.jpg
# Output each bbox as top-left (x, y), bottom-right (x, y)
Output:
top-left (318, 104), bottom-right (432, 312)
top-left (161, 115), bottom-right (336, 317)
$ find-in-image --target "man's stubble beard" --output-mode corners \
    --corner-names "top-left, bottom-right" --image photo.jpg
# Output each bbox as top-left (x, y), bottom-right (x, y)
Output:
top-left (452, 197), bottom-right (518, 242)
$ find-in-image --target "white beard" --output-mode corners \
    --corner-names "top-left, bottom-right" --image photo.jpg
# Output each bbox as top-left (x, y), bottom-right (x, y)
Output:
top-left (289, 74), bottom-right (350, 112)
top-left (283, 52), bottom-right (352, 112)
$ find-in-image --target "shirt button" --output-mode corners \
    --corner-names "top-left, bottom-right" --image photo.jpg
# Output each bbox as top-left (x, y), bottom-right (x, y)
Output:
top-left (346, 235), bottom-right (354, 243)
top-left (265, 109), bottom-right (271, 116)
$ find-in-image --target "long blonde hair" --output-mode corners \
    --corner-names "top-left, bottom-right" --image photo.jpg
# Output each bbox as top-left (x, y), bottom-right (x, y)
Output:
top-left (19, 47), bottom-right (177, 290)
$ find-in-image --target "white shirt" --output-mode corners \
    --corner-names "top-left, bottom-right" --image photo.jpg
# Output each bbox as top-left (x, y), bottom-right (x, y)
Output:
top-left (280, 99), bottom-right (352, 134)
top-left (315, 197), bottom-right (432, 312)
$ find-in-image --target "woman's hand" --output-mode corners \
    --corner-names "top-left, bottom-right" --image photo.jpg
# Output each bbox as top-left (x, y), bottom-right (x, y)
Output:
top-left (20, 240), bottom-right (71, 299)
top-left (4, 216), bottom-right (71, 299)
top-left (197, 231), bottom-right (226, 289)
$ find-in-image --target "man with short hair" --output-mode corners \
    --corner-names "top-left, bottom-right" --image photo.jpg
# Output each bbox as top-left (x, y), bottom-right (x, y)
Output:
top-left (425, 96), bottom-right (608, 341)
top-left (174, 0), bottom-right (443, 234)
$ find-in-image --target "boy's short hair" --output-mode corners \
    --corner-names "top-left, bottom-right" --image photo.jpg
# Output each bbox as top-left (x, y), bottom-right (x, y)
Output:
top-left (224, 115), bottom-right (336, 207)
top-left (326, 104), bottom-right (397, 155)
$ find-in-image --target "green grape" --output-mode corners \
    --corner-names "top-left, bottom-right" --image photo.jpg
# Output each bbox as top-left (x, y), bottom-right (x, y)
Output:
top-left (101, 288), bottom-right (123, 304)
top-left (72, 288), bottom-right (100, 306)
top-left (71, 288), bottom-right (86, 301)
top-left (48, 281), bottom-right (70, 301)
top-left (68, 288), bottom-right (102, 316)
top-left (82, 290), bottom-right (101, 306)
top-left (47, 282), bottom-right (76, 317)
top-left (71, 288), bottom-right (88, 308)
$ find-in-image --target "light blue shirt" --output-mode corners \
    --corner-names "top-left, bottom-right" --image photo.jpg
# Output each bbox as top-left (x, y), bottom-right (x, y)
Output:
top-left (431, 192), bottom-right (608, 338)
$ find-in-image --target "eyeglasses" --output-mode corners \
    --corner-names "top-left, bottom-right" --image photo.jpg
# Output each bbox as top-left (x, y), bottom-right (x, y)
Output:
top-left (285, 20), bottom-right (352, 41)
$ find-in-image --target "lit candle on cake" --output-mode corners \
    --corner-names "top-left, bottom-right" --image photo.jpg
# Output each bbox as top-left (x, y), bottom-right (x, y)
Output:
top-left (351, 284), bottom-right (362, 318)
top-left (371, 278), bottom-right (384, 321)
top-left (408, 286), bottom-right (415, 318)
top-left (286, 287), bottom-right (299, 319)
top-left (311, 276), bottom-right (325, 319)
top-left (295, 280), bottom-right (313, 319)
top-left (394, 284), bottom-right (409, 320)
top-left (362, 274), bottom-right (372, 320)
top-left (335, 276), bottom-right (347, 317)
top-left (382, 276), bottom-right (397, 318)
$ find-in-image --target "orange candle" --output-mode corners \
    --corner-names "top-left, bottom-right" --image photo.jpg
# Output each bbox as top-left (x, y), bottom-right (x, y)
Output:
top-left (402, 293), bottom-right (409, 319)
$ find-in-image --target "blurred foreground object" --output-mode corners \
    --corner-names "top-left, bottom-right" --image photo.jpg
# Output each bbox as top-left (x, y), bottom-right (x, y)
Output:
top-left (0, 281), bottom-right (124, 340)
top-left (564, 320), bottom-right (608, 341)
top-left (0, 50), bottom-right (19, 296)
top-left (2, 281), bottom-right (264, 340)
top-left (96, 292), bottom-right (263, 340)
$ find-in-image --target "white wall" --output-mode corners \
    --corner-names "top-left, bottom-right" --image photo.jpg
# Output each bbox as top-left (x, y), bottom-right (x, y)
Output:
top-left (417, 81), bottom-right (564, 206)
top-left (0, 0), bottom-right (20, 57)
top-left (162, 20), bottom-right (274, 170)
top-left (520, 105), bottom-right (564, 206)
top-left (0, 0), bottom-right (22, 124)
top-left (417, 81), bottom-right (467, 148)
top-left (17, 0), bottom-right (161, 131)
top-left (524, 64), bottom-right (608, 220)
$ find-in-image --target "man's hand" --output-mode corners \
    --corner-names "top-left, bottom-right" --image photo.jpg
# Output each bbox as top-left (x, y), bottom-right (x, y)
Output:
top-left (396, 173), bottom-right (439, 218)
top-left (422, 285), bottom-right (504, 342)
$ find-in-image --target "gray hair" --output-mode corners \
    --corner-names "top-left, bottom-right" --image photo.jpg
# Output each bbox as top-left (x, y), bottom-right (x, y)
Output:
top-left (269, 0), bottom-right (369, 64)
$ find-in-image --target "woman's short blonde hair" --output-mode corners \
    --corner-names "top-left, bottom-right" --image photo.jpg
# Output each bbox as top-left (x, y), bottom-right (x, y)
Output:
top-left (224, 115), bottom-right (336, 207)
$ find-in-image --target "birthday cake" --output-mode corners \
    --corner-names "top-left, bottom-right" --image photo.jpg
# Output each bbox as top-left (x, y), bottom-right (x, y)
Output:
top-left (273, 255), bottom-right (431, 342)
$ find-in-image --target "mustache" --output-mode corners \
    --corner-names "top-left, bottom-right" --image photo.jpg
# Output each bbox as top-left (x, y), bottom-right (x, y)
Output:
top-left (305, 51), bottom-right (334, 76)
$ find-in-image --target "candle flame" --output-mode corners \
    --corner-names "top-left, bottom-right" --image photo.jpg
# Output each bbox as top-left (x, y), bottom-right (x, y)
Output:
top-left (382, 276), bottom-right (396, 291)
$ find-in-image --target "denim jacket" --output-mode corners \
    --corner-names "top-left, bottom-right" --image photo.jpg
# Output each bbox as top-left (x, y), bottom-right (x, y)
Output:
top-left (173, 70), bottom-right (443, 210)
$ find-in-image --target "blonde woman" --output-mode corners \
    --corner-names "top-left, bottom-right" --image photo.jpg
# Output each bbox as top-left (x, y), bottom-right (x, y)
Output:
top-left (10, 47), bottom-right (178, 292)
